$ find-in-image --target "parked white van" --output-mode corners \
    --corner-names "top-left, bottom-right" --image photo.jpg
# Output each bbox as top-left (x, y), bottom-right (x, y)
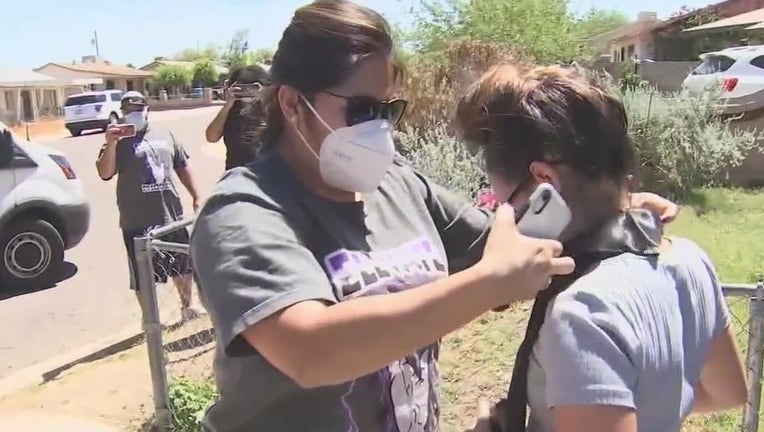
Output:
top-left (0, 122), bottom-right (90, 290)
top-left (63, 89), bottom-right (124, 137)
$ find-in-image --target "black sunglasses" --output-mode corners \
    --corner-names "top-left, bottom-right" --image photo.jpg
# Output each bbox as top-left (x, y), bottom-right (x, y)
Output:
top-left (324, 92), bottom-right (408, 127)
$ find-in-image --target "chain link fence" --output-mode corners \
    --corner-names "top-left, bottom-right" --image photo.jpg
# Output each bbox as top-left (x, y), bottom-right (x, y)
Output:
top-left (134, 218), bottom-right (764, 432)
top-left (133, 218), bottom-right (215, 431)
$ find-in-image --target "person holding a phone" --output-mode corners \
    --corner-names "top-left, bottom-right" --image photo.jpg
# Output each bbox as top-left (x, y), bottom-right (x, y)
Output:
top-left (454, 64), bottom-right (746, 432)
top-left (204, 64), bottom-right (270, 170)
top-left (96, 91), bottom-right (206, 322)
top-left (188, 2), bottom-right (682, 431)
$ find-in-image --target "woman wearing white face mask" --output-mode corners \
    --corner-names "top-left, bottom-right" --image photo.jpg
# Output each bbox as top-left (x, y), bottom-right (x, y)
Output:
top-left (189, 2), bottom-right (678, 431)
top-left (204, 64), bottom-right (270, 170)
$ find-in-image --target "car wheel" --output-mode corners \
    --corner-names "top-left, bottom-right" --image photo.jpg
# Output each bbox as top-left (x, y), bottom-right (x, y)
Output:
top-left (0, 219), bottom-right (64, 291)
top-left (68, 128), bottom-right (82, 137)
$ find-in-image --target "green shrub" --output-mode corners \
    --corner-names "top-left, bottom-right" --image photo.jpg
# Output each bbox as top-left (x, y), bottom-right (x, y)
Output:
top-left (168, 376), bottom-right (218, 432)
top-left (398, 123), bottom-right (483, 199)
top-left (621, 87), bottom-right (758, 199)
top-left (400, 53), bottom-right (758, 201)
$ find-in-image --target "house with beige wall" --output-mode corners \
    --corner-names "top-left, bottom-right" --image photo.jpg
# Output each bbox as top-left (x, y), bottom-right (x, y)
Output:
top-left (35, 56), bottom-right (153, 94)
top-left (0, 67), bottom-right (86, 124)
top-left (140, 57), bottom-right (229, 76)
top-left (587, 12), bottom-right (661, 62)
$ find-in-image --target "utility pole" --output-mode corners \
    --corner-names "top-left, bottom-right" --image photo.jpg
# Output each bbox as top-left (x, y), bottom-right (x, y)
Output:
top-left (91, 30), bottom-right (100, 58)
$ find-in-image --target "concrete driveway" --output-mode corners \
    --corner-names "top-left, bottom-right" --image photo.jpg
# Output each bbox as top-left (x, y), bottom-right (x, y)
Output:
top-left (0, 107), bottom-right (226, 379)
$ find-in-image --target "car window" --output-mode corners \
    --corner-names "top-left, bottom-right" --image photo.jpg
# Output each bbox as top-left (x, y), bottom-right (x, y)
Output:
top-left (691, 55), bottom-right (736, 75)
top-left (749, 55), bottom-right (764, 69)
top-left (64, 94), bottom-right (108, 106)
top-left (110, 93), bottom-right (123, 102)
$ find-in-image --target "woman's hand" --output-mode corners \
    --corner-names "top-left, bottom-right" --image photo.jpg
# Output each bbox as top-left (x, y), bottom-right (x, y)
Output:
top-left (630, 192), bottom-right (679, 223)
top-left (476, 204), bottom-right (575, 306)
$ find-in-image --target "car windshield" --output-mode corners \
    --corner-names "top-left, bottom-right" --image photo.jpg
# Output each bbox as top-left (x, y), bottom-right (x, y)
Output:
top-left (692, 55), bottom-right (736, 75)
top-left (64, 94), bottom-right (107, 106)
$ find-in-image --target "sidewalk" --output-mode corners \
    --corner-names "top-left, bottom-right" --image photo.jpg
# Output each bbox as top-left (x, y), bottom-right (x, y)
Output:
top-left (0, 309), bottom-right (215, 432)
top-left (0, 340), bottom-right (154, 432)
top-left (0, 412), bottom-right (123, 432)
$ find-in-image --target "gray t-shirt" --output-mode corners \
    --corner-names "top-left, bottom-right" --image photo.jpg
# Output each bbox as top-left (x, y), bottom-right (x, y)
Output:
top-left (526, 237), bottom-right (730, 432)
top-left (191, 152), bottom-right (490, 432)
top-left (99, 126), bottom-right (188, 230)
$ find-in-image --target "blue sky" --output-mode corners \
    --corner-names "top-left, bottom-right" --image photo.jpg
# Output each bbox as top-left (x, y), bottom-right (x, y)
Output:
top-left (5, 0), bottom-right (716, 70)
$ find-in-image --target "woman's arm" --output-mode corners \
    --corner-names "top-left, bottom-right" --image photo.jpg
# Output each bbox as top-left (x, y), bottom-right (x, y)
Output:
top-left (691, 326), bottom-right (747, 413)
top-left (244, 266), bottom-right (498, 388)
top-left (193, 197), bottom-right (571, 389)
top-left (205, 100), bottom-right (235, 143)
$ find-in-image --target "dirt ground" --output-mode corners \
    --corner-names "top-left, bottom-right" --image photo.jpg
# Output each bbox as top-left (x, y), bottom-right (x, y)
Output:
top-left (0, 316), bottom-right (215, 432)
top-left (8, 119), bottom-right (67, 141)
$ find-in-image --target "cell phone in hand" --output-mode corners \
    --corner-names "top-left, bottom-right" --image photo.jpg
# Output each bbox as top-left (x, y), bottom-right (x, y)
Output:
top-left (115, 124), bottom-right (136, 139)
top-left (513, 183), bottom-right (571, 240)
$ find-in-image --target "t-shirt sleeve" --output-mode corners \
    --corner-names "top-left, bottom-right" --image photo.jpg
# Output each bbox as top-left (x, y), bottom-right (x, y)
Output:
top-left (169, 132), bottom-right (189, 169)
top-left (537, 295), bottom-right (638, 409)
top-left (693, 239), bottom-right (731, 335)
top-left (409, 168), bottom-right (492, 272)
top-left (191, 195), bottom-right (338, 356)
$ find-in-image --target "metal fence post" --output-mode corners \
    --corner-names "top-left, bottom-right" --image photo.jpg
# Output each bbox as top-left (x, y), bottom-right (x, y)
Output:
top-left (742, 282), bottom-right (764, 432)
top-left (135, 235), bottom-right (171, 432)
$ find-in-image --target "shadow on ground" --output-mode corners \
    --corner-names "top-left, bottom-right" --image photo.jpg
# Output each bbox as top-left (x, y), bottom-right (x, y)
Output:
top-left (40, 331), bottom-right (145, 384)
top-left (0, 261), bottom-right (78, 301)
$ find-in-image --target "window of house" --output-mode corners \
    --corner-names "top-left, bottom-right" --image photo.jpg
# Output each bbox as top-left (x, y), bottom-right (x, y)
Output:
top-left (749, 55), bottom-right (764, 69)
top-left (105, 80), bottom-right (115, 90)
top-left (627, 44), bottom-right (635, 58)
top-left (691, 55), bottom-right (736, 75)
top-left (126, 80), bottom-right (134, 91)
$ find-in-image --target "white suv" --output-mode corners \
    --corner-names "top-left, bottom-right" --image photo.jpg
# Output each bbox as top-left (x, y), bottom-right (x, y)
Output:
top-left (0, 122), bottom-right (90, 290)
top-left (63, 90), bottom-right (124, 137)
top-left (682, 45), bottom-right (764, 114)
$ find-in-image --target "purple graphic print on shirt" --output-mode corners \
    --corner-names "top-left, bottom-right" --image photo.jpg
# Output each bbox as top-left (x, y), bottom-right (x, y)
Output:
top-left (323, 236), bottom-right (448, 432)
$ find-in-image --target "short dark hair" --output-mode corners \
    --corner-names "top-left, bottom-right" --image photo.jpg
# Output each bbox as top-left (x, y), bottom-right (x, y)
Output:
top-left (250, 0), bottom-right (402, 150)
top-left (455, 64), bottom-right (635, 185)
top-left (228, 64), bottom-right (270, 86)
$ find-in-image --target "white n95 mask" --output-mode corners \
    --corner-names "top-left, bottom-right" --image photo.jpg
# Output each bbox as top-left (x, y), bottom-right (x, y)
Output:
top-left (296, 97), bottom-right (396, 194)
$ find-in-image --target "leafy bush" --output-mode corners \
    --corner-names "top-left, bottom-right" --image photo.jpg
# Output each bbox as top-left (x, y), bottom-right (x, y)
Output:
top-left (153, 64), bottom-right (192, 94)
top-left (192, 59), bottom-right (218, 88)
top-left (621, 86), bottom-right (757, 199)
top-left (400, 46), bottom-right (758, 201)
top-left (398, 123), bottom-right (483, 199)
top-left (401, 39), bottom-right (523, 133)
top-left (168, 376), bottom-right (217, 432)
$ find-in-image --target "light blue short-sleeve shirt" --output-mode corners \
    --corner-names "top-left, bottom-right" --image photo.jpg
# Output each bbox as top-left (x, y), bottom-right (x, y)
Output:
top-left (526, 237), bottom-right (730, 432)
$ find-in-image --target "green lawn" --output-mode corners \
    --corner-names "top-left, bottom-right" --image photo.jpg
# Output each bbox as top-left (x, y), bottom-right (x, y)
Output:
top-left (439, 188), bottom-right (764, 432)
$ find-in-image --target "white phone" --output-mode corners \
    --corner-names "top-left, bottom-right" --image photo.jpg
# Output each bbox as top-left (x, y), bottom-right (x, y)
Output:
top-left (514, 183), bottom-right (571, 240)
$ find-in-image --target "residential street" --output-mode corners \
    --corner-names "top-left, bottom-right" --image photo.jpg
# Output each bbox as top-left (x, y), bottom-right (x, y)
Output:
top-left (0, 106), bottom-right (225, 379)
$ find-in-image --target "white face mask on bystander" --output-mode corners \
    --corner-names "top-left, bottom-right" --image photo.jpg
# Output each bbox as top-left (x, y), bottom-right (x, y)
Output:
top-left (124, 109), bottom-right (148, 131)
